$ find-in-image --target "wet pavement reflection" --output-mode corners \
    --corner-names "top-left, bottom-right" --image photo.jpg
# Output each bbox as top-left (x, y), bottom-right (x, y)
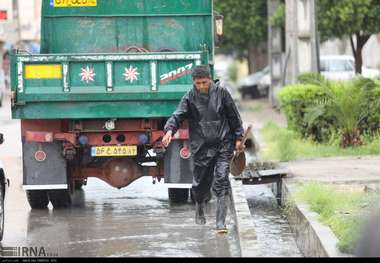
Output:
top-left (244, 184), bottom-right (303, 257)
top-left (1, 169), bottom-right (240, 257)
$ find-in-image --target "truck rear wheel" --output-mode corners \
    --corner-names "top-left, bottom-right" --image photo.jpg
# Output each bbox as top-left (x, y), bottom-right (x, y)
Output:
top-left (26, 190), bottom-right (49, 209)
top-left (0, 182), bottom-right (4, 241)
top-left (168, 188), bottom-right (189, 204)
top-left (74, 179), bottom-right (86, 190)
top-left (48, 190), bottom-right (71, 209)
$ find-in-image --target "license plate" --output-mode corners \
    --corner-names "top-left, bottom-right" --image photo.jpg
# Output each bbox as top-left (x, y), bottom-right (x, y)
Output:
top-left (91, 146), bottom-right (137, 157)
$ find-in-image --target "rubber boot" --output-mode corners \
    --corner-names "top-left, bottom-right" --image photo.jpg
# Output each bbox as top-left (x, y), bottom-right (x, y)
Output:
top-left (216, 195), bottom-right (228, 234)
top-left (195, 202), bottom-right (206, 225)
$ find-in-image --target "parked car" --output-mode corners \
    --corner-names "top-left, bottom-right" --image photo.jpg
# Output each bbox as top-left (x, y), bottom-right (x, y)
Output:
top-left (320, 55), bottom-right (380, 81)
top-left (237, 66), bottom-right (270, 99)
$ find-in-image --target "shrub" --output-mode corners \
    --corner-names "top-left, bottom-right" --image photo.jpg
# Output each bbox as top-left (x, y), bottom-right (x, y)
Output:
top-left (276, 84), bottom-right (335, 142)
top-left (277, 75), bottom-right (380, 145)
top-left (297, 72), bottom-right (329, 86)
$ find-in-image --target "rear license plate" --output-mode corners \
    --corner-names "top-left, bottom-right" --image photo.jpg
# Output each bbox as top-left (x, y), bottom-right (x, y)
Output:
top-left (91, 146), bottom-right (137, 157)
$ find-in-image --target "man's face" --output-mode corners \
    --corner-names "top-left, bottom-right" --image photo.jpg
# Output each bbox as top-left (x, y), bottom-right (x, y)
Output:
top-left (193, 77), bottom-right (211, 94)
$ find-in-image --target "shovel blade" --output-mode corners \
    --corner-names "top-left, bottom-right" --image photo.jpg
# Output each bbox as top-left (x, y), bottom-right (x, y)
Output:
top-left (230, 152), bottom-right (246, 176)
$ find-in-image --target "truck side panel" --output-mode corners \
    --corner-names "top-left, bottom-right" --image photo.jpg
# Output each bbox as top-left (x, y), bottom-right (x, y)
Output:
top-left (41, 0), bottom-right (214, 57)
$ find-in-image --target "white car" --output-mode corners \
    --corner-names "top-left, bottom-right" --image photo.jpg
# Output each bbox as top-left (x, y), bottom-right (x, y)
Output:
top-left (320, 55), bottom-right (380, 81)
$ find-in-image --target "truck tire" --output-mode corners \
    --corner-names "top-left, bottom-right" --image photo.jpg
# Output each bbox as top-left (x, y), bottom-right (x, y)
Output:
top-left (0, 182), bottom-right (4, 241)
top-left (190, 190), bottom-right (212, 204)
top-left (74, 180), bottom-right (85, 190)
top-left (26, 190), bottom-right (49, 209)
top-left (168, 188), bottom-right (189, 204)
top-left (48, 190), bottom-right (71, 209)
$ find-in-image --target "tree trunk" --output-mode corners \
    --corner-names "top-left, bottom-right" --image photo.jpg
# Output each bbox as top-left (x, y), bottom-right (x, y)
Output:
top-left (355, 43), bottom-right (363, 74)
top-left (350, 33), bottom-right (371, 74)
top-left (247, 42), bottom-right (268, 74)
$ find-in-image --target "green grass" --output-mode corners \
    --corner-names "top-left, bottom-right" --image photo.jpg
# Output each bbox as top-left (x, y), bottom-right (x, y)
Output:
top-left (261, 122), bottom-right (380, 162)
top-left (247, 104), bottom-right (264, 112)
top-left (293, 182), bottom-right (378, 253)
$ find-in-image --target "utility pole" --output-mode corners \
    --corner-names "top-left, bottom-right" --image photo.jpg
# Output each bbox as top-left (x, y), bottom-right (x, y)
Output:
top-left (284, 0), bottom-right (319, 85)
top-left (12, 0), bottom-right (21, 43)
top-left (268, 0), bottom-right (284, 108)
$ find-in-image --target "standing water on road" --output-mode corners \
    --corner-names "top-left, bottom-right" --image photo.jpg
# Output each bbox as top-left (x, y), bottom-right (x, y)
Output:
top-left (243, 184), bottom-right (303, 257)
top-left (1, 172), bottom-right (241, 257)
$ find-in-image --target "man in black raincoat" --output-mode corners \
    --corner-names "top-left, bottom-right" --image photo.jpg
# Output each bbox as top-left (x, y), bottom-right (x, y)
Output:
top-left (162, 65), bottom-right (244, 233)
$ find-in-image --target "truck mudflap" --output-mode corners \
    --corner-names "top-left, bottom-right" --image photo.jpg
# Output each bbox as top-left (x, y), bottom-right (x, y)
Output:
top-left (22, 141), bottom-right (67, 190)
top-left (164, 140), bottom-right (193, 188)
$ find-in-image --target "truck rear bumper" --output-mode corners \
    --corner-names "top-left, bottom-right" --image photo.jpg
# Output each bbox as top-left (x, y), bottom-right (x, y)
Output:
top-left (23, 184), bottom-right (68, 190)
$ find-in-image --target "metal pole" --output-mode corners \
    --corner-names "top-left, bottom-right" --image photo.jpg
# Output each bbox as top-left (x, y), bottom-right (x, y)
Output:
top-left (12, 0), bottom-right (21, 43)
top-left (268, 0), bottom-right (283, 108)
top-left (285, 0), bottom-right (319, 84)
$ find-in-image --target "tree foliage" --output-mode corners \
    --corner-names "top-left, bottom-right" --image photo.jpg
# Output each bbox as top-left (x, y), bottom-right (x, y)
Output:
top-left (318, 0), bottom-right (380, 41)
top-left (214, 0), bottom-right (268, 72)
top-left (318, 0), bottom-right (380, 73)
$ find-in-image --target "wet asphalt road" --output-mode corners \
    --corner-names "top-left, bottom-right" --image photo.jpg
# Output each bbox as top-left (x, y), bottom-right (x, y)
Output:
top-left (2, 173), bottom-right (240, 257)
top-left (0, 91), bottom-right (240, 257)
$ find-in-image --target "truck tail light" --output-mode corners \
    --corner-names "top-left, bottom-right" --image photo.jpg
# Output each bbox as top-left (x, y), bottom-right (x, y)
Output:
top-left (25, 131), bottom-right (53, 143)
top-left (116, 134), bottom-right (126, 143)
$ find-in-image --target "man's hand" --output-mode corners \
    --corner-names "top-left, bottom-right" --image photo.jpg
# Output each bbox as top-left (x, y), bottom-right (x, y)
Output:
top-left (235, 140), bottom-right (245, 154)
top-left (162, 130), bottom-right (173, 147)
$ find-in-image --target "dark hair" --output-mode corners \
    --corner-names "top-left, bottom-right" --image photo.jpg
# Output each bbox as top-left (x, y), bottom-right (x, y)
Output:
top-left (192, 65), bottom-right (211, 80)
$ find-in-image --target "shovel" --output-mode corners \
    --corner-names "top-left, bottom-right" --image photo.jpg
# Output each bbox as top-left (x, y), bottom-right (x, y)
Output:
top-left (230, 125), bottom-right (252, 177)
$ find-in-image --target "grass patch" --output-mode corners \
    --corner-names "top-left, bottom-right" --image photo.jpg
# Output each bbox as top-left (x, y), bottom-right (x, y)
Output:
top-left (293, 182), bottom-right (378, 253)
top-left (247, 104), bottom-right (264, 112)
top-left (261, 122), bottom-right (380, 162)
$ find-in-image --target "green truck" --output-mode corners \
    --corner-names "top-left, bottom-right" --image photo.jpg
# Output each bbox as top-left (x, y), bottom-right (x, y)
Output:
top-left (10, 0), bottom-right (222, 208)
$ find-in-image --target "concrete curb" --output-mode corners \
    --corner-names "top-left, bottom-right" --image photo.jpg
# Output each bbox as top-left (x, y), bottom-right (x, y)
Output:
top-left (229, 167), bottom-right (354, 257)
top-left (278, 179), bottom-right (353, 257)
top-left (229, 175), bottom-right (257, 257)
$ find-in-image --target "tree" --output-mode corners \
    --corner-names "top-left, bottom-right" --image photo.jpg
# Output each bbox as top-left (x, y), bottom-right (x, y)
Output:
top-left (214, 0), bottom-right (268, 74)
top-left (318, 0), bottom-right (380, 74)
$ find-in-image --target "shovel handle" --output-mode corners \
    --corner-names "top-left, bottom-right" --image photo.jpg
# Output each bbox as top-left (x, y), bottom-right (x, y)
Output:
top-left (235, 125), bottom-right (252, 157)
top-left (241, 125), bottom-right (252, 145)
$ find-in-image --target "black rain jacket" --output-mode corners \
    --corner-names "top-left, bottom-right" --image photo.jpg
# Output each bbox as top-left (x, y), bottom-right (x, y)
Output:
top-left (164, 81), bottom-right (244, 156)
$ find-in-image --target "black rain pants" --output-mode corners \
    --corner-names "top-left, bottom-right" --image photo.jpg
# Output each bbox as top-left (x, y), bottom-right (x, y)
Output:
top-left (191, 138), bottom-right (234, 203)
